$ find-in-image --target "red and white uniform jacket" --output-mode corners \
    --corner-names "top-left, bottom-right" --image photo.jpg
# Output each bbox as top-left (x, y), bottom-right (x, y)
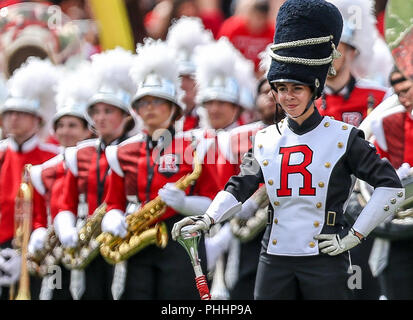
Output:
top-left (316, 77), bottom-right (387, 127)
top-left (0, 135), bottom-right (59, 244)
top-left (104, 130), bottom-right (220, 221)
top-left (30, 152), bottom-right (66, 223)
top-left (58, 139), bottom-right (114, 219)
top-left (370, 103), bottom-right (413, 168)
top-left (191, 121), bottom-right (264, 189)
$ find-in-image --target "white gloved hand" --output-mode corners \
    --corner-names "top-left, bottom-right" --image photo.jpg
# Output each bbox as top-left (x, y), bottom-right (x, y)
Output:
top-left (101, 210), bottom-right (127, 238)
top-left (205, 223), bottom-right (233, 271)
top-left (28, 227), bottom-right (47, 255)
top-left (314, 228), bottom-right (362, 256)
top-left (158, 183), bottom-right (186, 212)
top-left (396, 162), bottom-right (411, 180)
top-left (54, 211), bottom-right (78, 248)
top-left (171, 214), bottom-right (214, 241)
top-left (0, 248), bottom-right (21, 286)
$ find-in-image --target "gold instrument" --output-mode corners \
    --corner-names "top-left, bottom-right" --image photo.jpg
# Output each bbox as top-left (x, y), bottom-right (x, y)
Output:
top-left (11, 164), bottom-right (33, 300)
top-left (229, 186), bottom-right (269, 243)
top-left (97, 152), bottom-right (202, 264)
top-left (61, 203), bottom-right (107, 270)
top-left (27, 226), bottom-right (63, 277)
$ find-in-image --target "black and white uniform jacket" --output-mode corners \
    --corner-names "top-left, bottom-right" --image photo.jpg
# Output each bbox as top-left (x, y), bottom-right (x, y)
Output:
top-left (206, 109), bottom-right (404, 257)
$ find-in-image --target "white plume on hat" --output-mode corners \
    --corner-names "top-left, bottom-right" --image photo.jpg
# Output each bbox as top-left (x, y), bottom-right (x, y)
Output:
top-left (326, 0), bottom-right (378, 79)
top-left (258, 44), bottom-right (273, 78)
top-left (234, 50), bottom-right (257, 110)
top-left (130, 38), bottom-right (184, 110)
top-left (88, 47), bottom-right (136, 114)
top-left (3, 57), bottom-right (60, 124)
top-left (54, 61), bottom-right (97, 128)
top-left (194, 37), bottom-right (240, 105)
top-left (0, 73), bottom-right (7, 106)
top-left (166, 16), bottom-right (213, 76)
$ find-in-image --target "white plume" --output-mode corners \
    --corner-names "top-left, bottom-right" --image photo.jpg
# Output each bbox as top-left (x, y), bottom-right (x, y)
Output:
top-left (55, 61), bottom-right (97, 112)
top-left (166, 16), bottom-right (213, 55)
top-left (326, 0), bottom-right (378, 79)
top-left (258, 44), bottom-right (273, 78)
top-left (7, 57), bottom-right (60, 107)
top-left (194, 37), bottom-right (239, 90)
top-left (130, 38), bottom-right (179, 87)
top-left (90, 47), bottom-right (136, 96)
top-left (234, 51), bottom-right (257, 109)
top-left (0, 73), bottom-right (7, 106)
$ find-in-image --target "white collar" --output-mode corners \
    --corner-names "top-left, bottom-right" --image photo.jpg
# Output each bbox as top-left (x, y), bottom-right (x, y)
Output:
top-left (8, 135), bottom-right (40, 153)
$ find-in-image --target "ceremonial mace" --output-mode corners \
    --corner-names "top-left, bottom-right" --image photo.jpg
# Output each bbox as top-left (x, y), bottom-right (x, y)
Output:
top-left (177, 226), bottom-right (211, 300)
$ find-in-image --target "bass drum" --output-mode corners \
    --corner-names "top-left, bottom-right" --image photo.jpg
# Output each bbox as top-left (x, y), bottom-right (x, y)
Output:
top-left (345, 175), bottom-right (413, 241)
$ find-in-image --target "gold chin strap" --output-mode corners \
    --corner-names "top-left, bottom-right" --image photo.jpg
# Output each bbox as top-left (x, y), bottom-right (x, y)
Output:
top-left (269, 35), bottom-right (342, 76)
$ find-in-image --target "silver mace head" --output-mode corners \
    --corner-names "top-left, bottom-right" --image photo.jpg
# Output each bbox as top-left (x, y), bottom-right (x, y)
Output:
top-left (177, 225), bottom-right (201, 268)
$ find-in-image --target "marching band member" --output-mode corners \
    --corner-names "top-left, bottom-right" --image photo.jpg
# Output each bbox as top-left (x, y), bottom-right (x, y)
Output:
top-left (27, 63), bottom-right (95, 300)
top-left (172, 0), bottom-right (404, 300)
top-left (221, 47), bottom-right (276, 300)
top-left (316, 0), bottom-right (388, 127)
top-left (319, 0), bottom-right (390, 300)
top-left (55, 48), bottom-right (136, 300)
top-left (166, 16), bottom-right (213, 132)
top-left (0, 57), bottom-right (60, 299)
top-left (102, 38), bottom-right (220, 299)
top-left (367, 66), bottom-right (413, 300)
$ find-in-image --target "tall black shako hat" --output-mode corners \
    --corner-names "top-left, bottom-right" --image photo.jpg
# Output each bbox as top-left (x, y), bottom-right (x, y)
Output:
top-left (267, 0), bottom-right (343, 99)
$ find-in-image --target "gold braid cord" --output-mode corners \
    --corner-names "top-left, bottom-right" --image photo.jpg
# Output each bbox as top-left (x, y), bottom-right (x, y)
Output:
top-left (269, 35), bottom-right (341, 76)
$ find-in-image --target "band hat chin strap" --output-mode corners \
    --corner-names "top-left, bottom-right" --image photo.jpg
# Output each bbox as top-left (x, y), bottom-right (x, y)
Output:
top-left (270, 78), bottom-right (319, 119)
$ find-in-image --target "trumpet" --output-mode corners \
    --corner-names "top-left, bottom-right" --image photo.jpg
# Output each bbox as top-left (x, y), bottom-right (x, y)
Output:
top-left (61, 203), bottom-right (107, 269)
top-left (11, 164), bottom-right (33, 300)
top-left (97, 152), bottom-right (202, 264)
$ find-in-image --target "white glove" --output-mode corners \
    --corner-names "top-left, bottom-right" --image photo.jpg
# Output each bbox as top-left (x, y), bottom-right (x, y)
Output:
top-left (28, 227), bottom-right (47, 255)
top-left (171, 214), bottom-right (214, 241)
top-left (205, 223), bottom-right (233, 271)
top-left (54, 211), bottom-right (78, 248)
top-left (158, 183), bottom-right (186, 212)
top-left (396, 162), bottom-right (411, 180)
top-left (0, 248), bottom-right (21, 286)
top-left (158, 183), bottom-right (212, 216)
top-left (314, 228), bottom-right (362, 256)
top-left (101, 210), bottom-right (127, 238)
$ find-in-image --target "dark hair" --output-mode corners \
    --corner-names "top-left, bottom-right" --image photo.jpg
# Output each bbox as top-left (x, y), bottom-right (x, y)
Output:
top-left (389, 65), bottom-right (407, 86)
top-left (253, 0), bottom-right (270, 14)
top-left (53, 115), bottom-right (89, 132)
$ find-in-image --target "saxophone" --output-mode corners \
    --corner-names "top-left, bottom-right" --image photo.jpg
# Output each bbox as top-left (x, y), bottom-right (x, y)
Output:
top-left (27, 227), bottom-right (63, 277)
top-left (60, 202), bottom-right (107, 269)
top-left (229, 186), bottom-right (269, 243)
top-left (11, 165), bottom-right (33, 300)
top-left (97, 152), bottom-right (202, 264)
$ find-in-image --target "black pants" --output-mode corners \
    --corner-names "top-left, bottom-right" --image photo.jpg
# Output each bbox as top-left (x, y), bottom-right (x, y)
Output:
top-left (229, 231), bottom-right (263, 300)
top-left (254, 249), bottom-right (353, 300)
top-left (80, 255), bottom-right (114, 300)
top-left (121, 214), bottom-right (209, 300)
top-left (383, 240), bottom-right (413, 300)
top-left (50, 264), bottom-right (72, 300)
top-left (348, 237), bottom-right (381, 299)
